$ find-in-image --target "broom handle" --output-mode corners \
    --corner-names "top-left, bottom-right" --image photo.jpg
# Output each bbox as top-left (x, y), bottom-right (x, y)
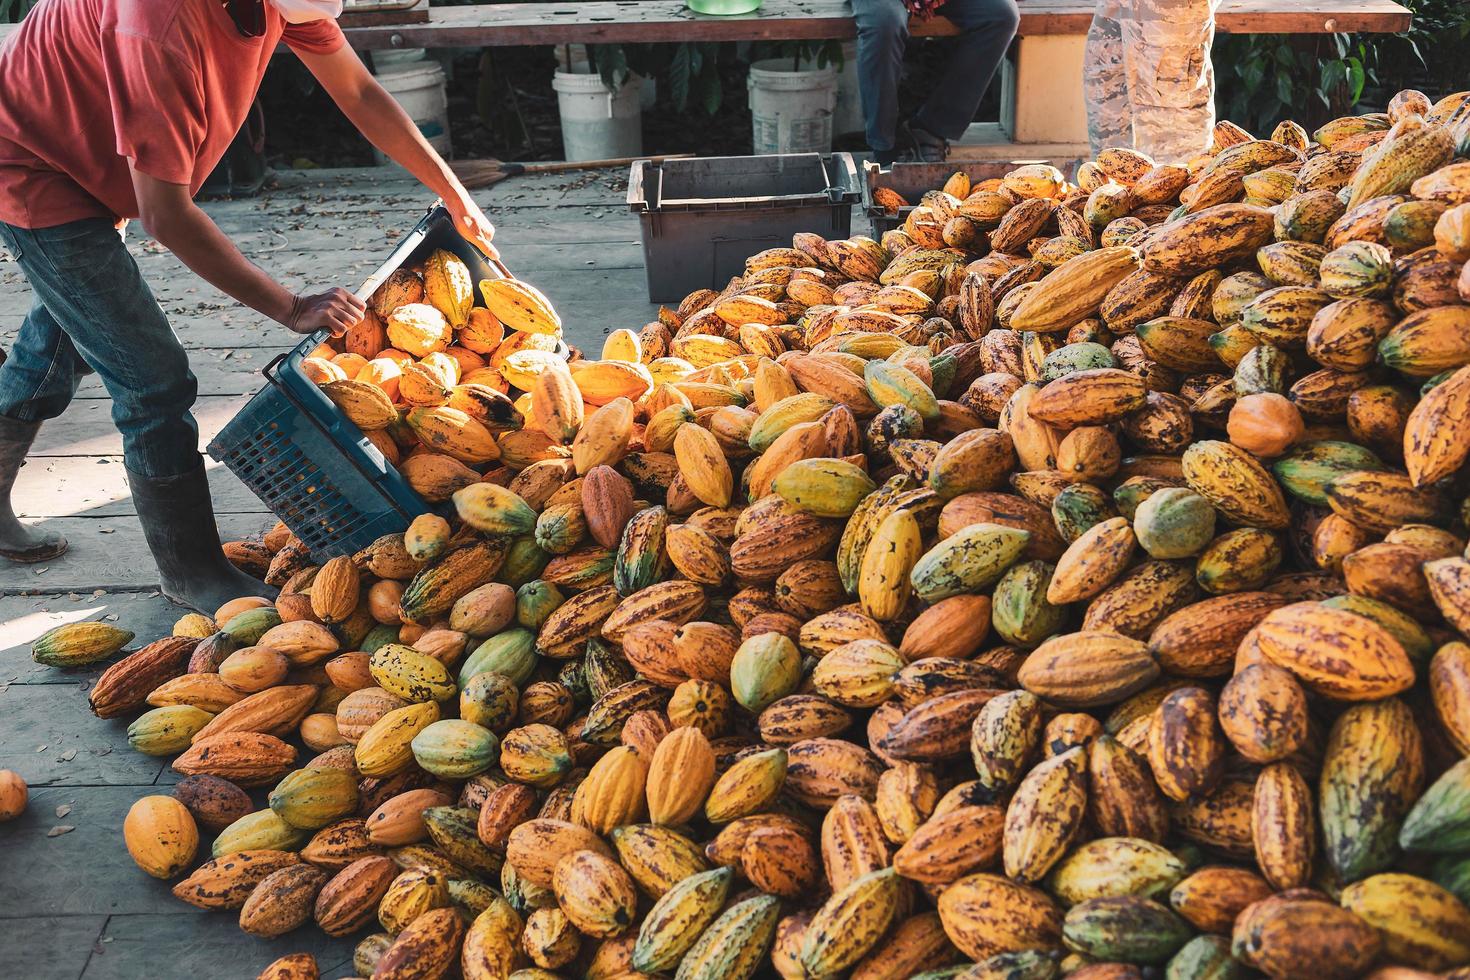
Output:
top-left (467, 154), bottom-right (692, 278)
top-left (515, 153), bottom-right (695, 174)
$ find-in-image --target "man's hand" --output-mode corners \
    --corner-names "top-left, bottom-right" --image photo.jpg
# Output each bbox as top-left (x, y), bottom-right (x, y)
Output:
top-left (288, 288), bottom-right (367, 337)
top-left (443, 191), bottom-right (499, 260)
top-left (902, 0), bottom-right (949, 18)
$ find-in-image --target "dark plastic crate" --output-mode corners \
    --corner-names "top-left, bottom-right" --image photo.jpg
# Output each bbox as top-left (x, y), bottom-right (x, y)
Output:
top-left (207, 206), bottom-right (506, 560)
top-left (628, 153), bottom-right (862, 303)
top-left (862, 160), bottom-right (1022, 239)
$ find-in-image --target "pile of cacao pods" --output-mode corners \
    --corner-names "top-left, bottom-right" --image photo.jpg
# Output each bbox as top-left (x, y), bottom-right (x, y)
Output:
top-left (263, 248), bottom-right (568, 529)
top-left (29, 87), bottom-right (1470, 980)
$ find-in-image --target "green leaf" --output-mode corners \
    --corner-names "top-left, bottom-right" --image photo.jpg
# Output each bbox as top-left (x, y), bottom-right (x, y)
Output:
top-left (623, 43), bottom-right (666, 79)
top-left (1319, 59), bottom-right (1346, 100)
top-left (1404, 37), bottom-right (1427, 69)
top-left (1275, 70), bottom-right (1294, 105)
top-left (1241, 58), bottom-right (1265, 91)
top-left (1345, 56), bottom-right (1366, 102)
top-left (589, 44), bottom-right (630, 91)
top-left (698, 52), bottom-right (723, 115)
top-left (668, 43), bottom-right (693, 112)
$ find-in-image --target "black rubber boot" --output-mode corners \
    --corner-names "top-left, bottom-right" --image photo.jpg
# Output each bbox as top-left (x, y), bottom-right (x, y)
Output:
top-left (898, 121), bottom-right (950, 163)
top-left (128, 459), bottom-right (277, 615)
top-left (0, 415), bottom-right (67, 563)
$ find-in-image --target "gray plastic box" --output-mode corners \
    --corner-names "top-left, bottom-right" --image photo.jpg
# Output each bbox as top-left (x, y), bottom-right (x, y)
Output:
top-left (628, 153), bottom-right (862, 304)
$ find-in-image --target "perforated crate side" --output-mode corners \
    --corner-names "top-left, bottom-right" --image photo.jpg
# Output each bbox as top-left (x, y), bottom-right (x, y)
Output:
top-left (207, 206), bottom-right (502, 558)
top-left (208, 389), bottom-right (411, 558)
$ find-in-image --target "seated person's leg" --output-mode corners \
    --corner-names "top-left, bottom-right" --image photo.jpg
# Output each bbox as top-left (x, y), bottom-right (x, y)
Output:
top-left (853, 0), bottom-right (912, 165)
top-left (907, 0), bottom-right (1020, 159)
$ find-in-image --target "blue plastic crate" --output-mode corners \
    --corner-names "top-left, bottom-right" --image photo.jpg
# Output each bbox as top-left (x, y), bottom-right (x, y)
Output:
top-left (208, 206), bottom-right (508, 560)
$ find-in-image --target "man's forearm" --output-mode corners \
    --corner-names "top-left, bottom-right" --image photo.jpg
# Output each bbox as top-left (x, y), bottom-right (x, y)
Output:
top-left (146, 204), bottom-right (297, 325)
top-left (300, 47), bottom-right (496, 257)
top-left (347, 85), bottom-right (458, 200)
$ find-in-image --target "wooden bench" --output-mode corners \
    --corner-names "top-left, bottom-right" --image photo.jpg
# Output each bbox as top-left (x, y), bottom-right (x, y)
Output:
top-left (0, 0), bottom-right (1414, 160)
top-left (338, 0), bottom-right (1412, 161)
top-left (340, 0), bottom-right (1410, 47)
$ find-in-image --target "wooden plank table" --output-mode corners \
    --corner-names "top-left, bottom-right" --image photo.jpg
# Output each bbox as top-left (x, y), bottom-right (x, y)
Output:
top-left (0, 165), bottom-right (658, 979)
top-left (0, 0), bottom-right (1415, 46)
top-left (337, 0), bottom-right (1411, 47)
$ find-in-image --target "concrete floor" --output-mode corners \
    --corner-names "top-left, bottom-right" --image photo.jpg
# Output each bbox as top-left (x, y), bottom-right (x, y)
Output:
top-left (0, 165), bottom-right (659, 979)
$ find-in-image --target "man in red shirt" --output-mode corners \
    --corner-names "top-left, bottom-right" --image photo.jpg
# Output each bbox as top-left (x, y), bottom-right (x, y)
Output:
top-left (0, 0), bottom-right (498, 613)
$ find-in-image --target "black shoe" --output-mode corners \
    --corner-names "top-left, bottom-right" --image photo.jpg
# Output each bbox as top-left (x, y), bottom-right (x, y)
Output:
top-left (898, 121), bottom-right (950, 163)
top-left (128, 459), bottom-right (276, 615)
top-left (873, 149), bottom-right (901, 168)
top-left (0, 415), bottom-right (67, 563)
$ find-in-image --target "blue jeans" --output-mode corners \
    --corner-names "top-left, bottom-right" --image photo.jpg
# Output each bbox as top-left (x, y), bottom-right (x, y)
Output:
top-left (853, 0), bottom-right (1021, 152)
top-left (0, 218), bottom-right (200, 478)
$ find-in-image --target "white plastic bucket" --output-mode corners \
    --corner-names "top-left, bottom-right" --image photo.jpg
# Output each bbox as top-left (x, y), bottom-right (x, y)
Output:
top-left (554, 50), bottom-right (654, 113)
top-left (375, 47), bottom-right (428, 71)
top-left (747, 59), bottom-right (838, 154)
top-left (797, 43), bottom-right (861, 138)
top-left (373, 61), bottom-right (451, 164)
top-left (555, 47), bottom-right (592, 74)
top-left (553, 70), bottom-right (644, 162)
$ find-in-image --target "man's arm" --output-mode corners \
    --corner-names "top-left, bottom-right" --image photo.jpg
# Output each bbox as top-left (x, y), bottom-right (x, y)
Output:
top-left (129, 166), bottom-right (365, 336)
top-left (296, 44), bottom-right (498, 257)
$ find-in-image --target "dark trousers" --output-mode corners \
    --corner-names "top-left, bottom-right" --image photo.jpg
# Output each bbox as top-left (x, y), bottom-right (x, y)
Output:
top-left (853, 0), bottom-right (1021, 152)
top-left (0, 218), bottom-right (200, 478)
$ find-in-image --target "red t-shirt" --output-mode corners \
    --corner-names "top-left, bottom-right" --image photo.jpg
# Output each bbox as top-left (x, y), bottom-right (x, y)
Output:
top-left (0, 0), bottom-right (345, 228)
